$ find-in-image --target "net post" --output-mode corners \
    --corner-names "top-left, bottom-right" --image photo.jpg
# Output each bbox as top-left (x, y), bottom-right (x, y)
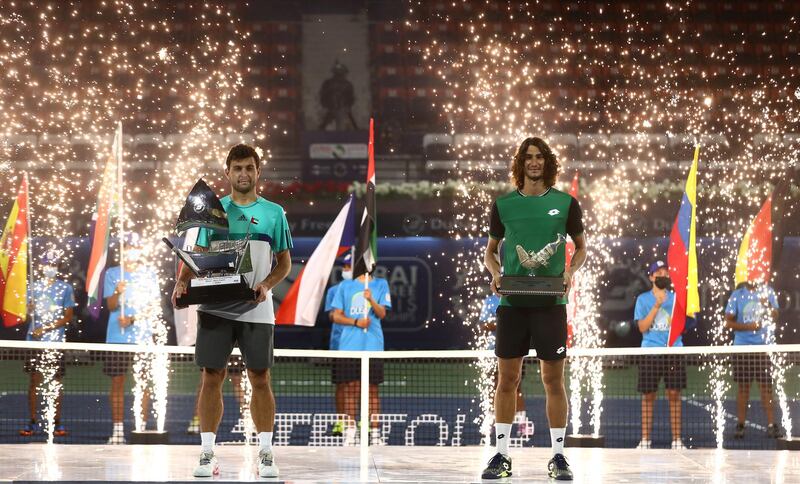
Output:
top-left (360, 354), bottom-right (370, 474)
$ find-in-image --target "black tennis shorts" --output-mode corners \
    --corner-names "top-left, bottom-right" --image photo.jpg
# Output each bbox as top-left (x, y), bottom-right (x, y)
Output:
top-left (195, 311), bottom-right (274, 370)
top-left (636, 355), bottom-right (687, 394)
top-left (23, 350), bottom-right (66, 379)
top-left (495, 304), bottom-right (568, 360)
top-left (331, 358), bottom-right (385, 385)
top-left (732, 352), bottom-right (773, 385)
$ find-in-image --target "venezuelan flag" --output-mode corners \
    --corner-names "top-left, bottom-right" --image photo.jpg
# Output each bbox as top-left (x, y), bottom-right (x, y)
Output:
top-left (666, 145), bottom-right (700, 346)
top-left (0, 175), bottom-right (30, 327)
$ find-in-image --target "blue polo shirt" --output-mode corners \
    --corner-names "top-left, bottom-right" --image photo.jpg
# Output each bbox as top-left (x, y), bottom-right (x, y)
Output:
top-left (27, 279), bottom-right (76, 342)
top-left (104, 265), bottom-right (160, 344)
top-left (332, 277), bottom-right (392, 351)
top-left (634, 290), bottom-right (681, 347)
top-left (325, 283), bottom-right (343, 350)
top-left (725, 285), bottom-right (779, 345)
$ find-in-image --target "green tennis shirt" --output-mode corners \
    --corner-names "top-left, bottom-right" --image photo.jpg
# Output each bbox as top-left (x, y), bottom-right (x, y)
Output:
top-left (489, 187), bottom-right (584, 307)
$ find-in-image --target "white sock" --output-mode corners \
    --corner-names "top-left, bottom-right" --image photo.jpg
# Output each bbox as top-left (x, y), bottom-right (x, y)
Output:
top-left (551, 428), bottom-right (566, 455)
top-left (113, 422), bottom-right (123, 435)
top-left (515, 410), bottom-right (527, 421)
top-left (495, 423), bottom-right (512, 456)
top-left (259, 432), bottom-right (273, 452)
top-left (201, 432), bottom-right (216, 453)
top-left (370, 428), bottom-right (380, 437)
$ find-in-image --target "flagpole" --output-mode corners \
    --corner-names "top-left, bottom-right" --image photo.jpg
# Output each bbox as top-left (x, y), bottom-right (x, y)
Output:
top-left (116, 122), bottom-right (126, 319)
top-left (24, 172), bottom-right (35, 330)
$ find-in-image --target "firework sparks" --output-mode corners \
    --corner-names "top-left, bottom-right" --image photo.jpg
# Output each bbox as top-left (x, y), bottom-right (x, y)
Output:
top-left (409, 0), bottom-right (799, 444)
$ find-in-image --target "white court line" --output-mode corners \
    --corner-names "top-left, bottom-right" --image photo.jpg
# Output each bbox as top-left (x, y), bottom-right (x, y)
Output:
top-left (684, 397), bottom-right (765, 431)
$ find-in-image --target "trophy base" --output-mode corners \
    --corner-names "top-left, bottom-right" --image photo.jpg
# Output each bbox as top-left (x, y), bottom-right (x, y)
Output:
top-left (176, 275), bottom-right (257, 307)
top-left (777, 437), bottom-right (800, 450)
top-left (565, 434), bottom-right (605, 448)
top-left (130, 430), bottom-right (169, 445)
top-left (498, 276), bottom-right (566, 296)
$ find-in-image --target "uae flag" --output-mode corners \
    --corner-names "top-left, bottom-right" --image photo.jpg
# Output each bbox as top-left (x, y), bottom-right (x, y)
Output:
top-left (0, 175), bottom-right (30, 327)
top-left (276, 194), bottom-right (356, 325)
top-left (353, 118), bottom-right (377, 278)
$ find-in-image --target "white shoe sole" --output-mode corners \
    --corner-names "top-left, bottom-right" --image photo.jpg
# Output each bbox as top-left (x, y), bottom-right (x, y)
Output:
top-left (193, 464), bottom-right (219, 477)
top-left (259, 465), bottom-right (279, 478)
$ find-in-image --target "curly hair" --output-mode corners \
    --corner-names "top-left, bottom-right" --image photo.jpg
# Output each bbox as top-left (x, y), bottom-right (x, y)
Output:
top-left (511, 137), bottom-right (560, 189)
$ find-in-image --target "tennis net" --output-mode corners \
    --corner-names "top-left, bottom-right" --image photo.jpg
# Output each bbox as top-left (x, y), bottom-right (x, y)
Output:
top-left (0, 341), bottom-right (797, 449)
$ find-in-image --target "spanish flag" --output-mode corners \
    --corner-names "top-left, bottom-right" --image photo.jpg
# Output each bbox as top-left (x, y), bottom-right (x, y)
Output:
top-left (667, 145), bottom-right (701, 346)
top-left (734, 194), bottom-right (772, 286)
top-left (0, 175), bottom-right (30, 327)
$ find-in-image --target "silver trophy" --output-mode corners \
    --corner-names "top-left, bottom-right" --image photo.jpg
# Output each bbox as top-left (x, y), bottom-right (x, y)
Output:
top-left (163, 179), bottom-right (256, 308)
top-left (500, 234), bottom-right (567, 296)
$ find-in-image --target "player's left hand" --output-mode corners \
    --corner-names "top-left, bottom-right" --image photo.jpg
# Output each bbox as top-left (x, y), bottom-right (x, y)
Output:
top-left (564, 271), bottom-right (573, 295)
top-left (253, 282), bottom-right (270, 303)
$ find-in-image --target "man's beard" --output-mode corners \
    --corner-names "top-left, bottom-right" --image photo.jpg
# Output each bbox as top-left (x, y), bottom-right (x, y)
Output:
top-left (232, 179), bottom-right (254, 193)
top-left (525, 173), bottom-right (542, 182)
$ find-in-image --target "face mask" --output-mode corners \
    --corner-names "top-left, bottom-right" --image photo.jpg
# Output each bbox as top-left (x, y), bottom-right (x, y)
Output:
top-left (654, 276), bottom-right (671, 290)
top-left (127, 249), bottom-right (142, 262)
top-left (342, 270), bottom-right (353, 280)
top-left (42, 266), bottom-right (57, 279)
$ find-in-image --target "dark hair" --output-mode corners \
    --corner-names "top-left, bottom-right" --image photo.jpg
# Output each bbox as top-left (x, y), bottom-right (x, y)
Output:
top-left (511, 137), bottom-right (559, 189)
top-left (225, 144), bottom-right (260, 170)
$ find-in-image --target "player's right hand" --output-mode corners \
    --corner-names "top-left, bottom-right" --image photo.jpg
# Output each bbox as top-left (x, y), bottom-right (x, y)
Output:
top-left (355, 317), bottom-right (371, 329)
top-left (171, 280), bottom-right (188, 308)
top-left (115, 281), bottom-right (127, 296)
top-left (490, 273), bottom-right (501, 295)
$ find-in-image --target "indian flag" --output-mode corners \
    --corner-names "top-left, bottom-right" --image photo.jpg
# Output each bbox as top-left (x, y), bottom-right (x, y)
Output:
top-left (86, 127), bottom-right (122, 319)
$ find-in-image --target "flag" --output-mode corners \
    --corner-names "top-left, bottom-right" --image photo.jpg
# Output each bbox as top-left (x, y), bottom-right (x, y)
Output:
top-left (667, 145), bottom-right (701, 346)
top-left (276, 194), bottom-right (356, 325)
top-left (86, 128), bottom-right (122, 319)
top-left (734, 194), bottom-right (772, 286)
top-left (565, 171), bottom-right (579, 347)
top-left (0, 175), bottom-right (30, 327)
top-left (353, 118), bottom-right (377, 278)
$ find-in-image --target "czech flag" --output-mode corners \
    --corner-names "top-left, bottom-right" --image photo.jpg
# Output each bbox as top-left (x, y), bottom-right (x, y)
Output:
top-left (0, 175), bottom-right (30, 327)
top-left (275, 194), bottom-right (356, 325)
top-left (667, 145), bottom-right (701, 346)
